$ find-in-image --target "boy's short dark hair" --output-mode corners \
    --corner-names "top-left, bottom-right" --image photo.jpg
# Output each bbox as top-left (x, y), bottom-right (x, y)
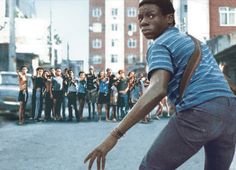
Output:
top-left (79, 71), bottom-right (85, 76)
top-left (118, 69), bottom-right (124, 75)
top-left (36, 67), bottom-right (44, 71)
top-left (128, 71), bottom-right (135, 77)
top-left (106, 68), bottom-right (111, 72)
top-left (20, 65), bottom-right (27, 71)
top-left (68, 69), bottom-right (73, 73)
top-left (139, 0), bottom-right (175, 15)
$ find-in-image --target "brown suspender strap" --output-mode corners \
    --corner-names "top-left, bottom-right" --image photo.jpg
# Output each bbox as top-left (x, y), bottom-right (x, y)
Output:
top-left (179, 35), bottom-right (202, 99)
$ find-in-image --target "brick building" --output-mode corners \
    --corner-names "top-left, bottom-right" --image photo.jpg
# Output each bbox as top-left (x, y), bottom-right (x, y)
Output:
top-left (210, 0), bottom-right (236, 38)
top-left (89, 0), bottom-right (236, 73)
top-left (89, 0), bottom-right (148, 73)
top-left (176, 0), bottom-right (236, 40)
top-left (208, 0), bottom-right (236, 83)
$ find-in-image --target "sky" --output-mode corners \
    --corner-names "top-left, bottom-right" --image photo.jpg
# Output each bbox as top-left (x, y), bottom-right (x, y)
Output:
top-left (35, 0), bottom-right (89, 69)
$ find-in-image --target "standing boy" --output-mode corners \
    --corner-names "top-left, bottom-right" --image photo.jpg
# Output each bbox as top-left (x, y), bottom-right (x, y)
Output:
top-left (85, 0), bottom-right (236, 169)
top-left (17, 66), bottom-right (29, 125)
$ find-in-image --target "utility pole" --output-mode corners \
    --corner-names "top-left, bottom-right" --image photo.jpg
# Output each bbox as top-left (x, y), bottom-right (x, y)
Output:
top-left (49, 4), bottom-right (53, 66)
top-left (67, 42), bottom-right (70, 68)
top-left (8, 0), bottom-right (16, 71)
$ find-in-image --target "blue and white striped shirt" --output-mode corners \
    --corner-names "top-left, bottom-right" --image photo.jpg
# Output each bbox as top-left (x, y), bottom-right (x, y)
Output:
top-left (99, 79), bottom-right (109, 93)
top-left (147, 27), bottom-right (234, 112)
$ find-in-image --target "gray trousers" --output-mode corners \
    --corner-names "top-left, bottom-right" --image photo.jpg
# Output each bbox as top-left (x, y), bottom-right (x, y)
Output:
top-left (140, 96), bottom-right (236, 170)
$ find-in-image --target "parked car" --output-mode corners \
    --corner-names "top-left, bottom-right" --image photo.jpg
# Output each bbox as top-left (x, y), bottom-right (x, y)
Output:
top-left (0, 71), bottom-right (33, 114)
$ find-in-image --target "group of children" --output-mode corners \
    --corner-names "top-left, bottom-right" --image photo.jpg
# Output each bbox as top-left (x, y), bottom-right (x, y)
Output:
top-left (17, 65), bottom-right (175, 125)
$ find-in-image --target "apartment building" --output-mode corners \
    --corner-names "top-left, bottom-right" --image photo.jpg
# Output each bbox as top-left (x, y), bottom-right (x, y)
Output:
top-left (175, 0), bottom-right (236, 40)
top-left (89, 0), bottom-right (148, 73)
top-left (89, 0), bottom-right (236, 73)
top-left (209, 0), bottom-right (236, 82)
top-left (210, 0), bottom-right (236, 38)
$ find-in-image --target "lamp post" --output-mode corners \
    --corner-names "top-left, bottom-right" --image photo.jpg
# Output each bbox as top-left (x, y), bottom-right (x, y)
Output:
top-left (8, 0), bottom-right (16, 71)
top-left (49, 2), bottom-right (53, 66)
top-left (67, 42), bottom-right (70, 68)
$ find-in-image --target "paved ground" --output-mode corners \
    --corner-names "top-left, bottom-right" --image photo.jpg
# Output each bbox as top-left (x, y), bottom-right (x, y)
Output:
top-left (0, 110), bottom-right (235, 170)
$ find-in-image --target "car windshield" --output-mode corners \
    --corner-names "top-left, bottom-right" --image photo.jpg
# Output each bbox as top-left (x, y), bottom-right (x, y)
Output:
top-left (0, 74), bottom-right (19, 86)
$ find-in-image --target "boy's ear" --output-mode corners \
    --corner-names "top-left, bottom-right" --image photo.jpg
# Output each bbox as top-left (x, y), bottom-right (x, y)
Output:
top-left (167, 13), bottom-right (174, 25)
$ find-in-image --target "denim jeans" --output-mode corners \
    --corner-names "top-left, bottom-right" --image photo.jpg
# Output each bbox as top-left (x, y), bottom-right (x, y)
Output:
top-left (44, 92), bottom-right (53, 120)
top-left (139, 96), bottom-right (236, 170)
top-left (118, 93), bottom-right (129, 118)
top-left (67, 92), bottom-right (79, 120)
top-left (34, 89), bottom-right (41, 119)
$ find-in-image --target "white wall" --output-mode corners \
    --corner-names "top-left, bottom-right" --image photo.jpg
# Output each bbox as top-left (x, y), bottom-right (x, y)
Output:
top-left (173, 0), bottom-right (181, 29)
top-left (0, 0), bottom-right (6, 19)
top-left (15, 18), bottom-right (49, 62)
top-left (0, 1), bottom-right (49, 62)
top-left (187, 0), bottom-right (210, 41)
top-left (105, 0), bottom-right (124, 73)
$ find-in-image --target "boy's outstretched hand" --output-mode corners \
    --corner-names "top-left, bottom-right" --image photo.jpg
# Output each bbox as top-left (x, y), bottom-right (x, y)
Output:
top-left (84, 134), bottom-right (118, 170)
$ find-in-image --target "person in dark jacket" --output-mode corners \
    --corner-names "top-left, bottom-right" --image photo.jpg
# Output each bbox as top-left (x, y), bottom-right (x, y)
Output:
top-left (86, 66), bottom-right (98, 120)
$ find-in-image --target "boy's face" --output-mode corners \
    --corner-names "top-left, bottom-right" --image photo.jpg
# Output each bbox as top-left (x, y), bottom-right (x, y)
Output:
top-left (69, 71), bottom-right (74, 77)
top-left (21, 67), bottom-right (28, 73)
top-left (38, 69), bottom-right (44, 76)
top-left (89, 68), bottom-right (94, 74)
top-left (55, 69), bottom-right (62, 76)
top-left (43, 71), bottom-right (50, 78)
top-left (21, 67), bottom-right (28, 74)
top-left (51, 69), bottom-right (55, 75)
top-left (120, 72), bottom-right (125, 78)
top-left (129, 72), bottom-right (135, 78)
top-left (138, 4), bottom-right (171, 40)
top-left (106, 69), bottom-right (112, 76)
top-left (80, 73), bottom-right (85, 79)
top-left (100, 71), bottom-right (105, 78)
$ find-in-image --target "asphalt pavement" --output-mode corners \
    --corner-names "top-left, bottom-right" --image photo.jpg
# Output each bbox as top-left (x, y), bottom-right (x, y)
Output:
top-left (0, 109), bottom-right (235, 170)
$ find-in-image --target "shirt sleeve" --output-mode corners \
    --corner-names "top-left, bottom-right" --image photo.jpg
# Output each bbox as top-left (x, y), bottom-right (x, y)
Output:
top-left (147, 43), bottom-right (174, 80)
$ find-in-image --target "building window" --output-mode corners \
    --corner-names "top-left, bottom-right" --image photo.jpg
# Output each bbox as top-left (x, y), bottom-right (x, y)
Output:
top-left (92, 8), bottom-right (102, 18)
top-left (128, 38), bottom-right (137, 48)
top-left (5, 0), bottom-right (9, 17)
top-left (92, 39), bottom-right (102, 49)
top-left (127, 7), bottom-right (137, 17)
top-left (112, 8), bottom-right (118, 16)
top-left (127, 54), bottom-right (137, 64)
top-left (219, 7), bottom-right (236, 26)
top-left (111, 54), bottom-right (118, 63)
top-left (184, 5), bottom-right (188, 13)
top-left (128, 23), bottom-right (137, 32)
top-left (111, 24), bottom-right (118, 31)
top-left (111, 39), bottom-right (118, 47)
top-left (92, 23), bottom-right (102, 32)
top-left (91, 55), bottom-right (102, 64)
top-left (111, 39), bottom-right (115, 47)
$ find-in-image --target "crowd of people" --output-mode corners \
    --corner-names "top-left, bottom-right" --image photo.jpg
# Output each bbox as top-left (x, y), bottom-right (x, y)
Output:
top-left (17, 65), bottom-right (175, 125)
